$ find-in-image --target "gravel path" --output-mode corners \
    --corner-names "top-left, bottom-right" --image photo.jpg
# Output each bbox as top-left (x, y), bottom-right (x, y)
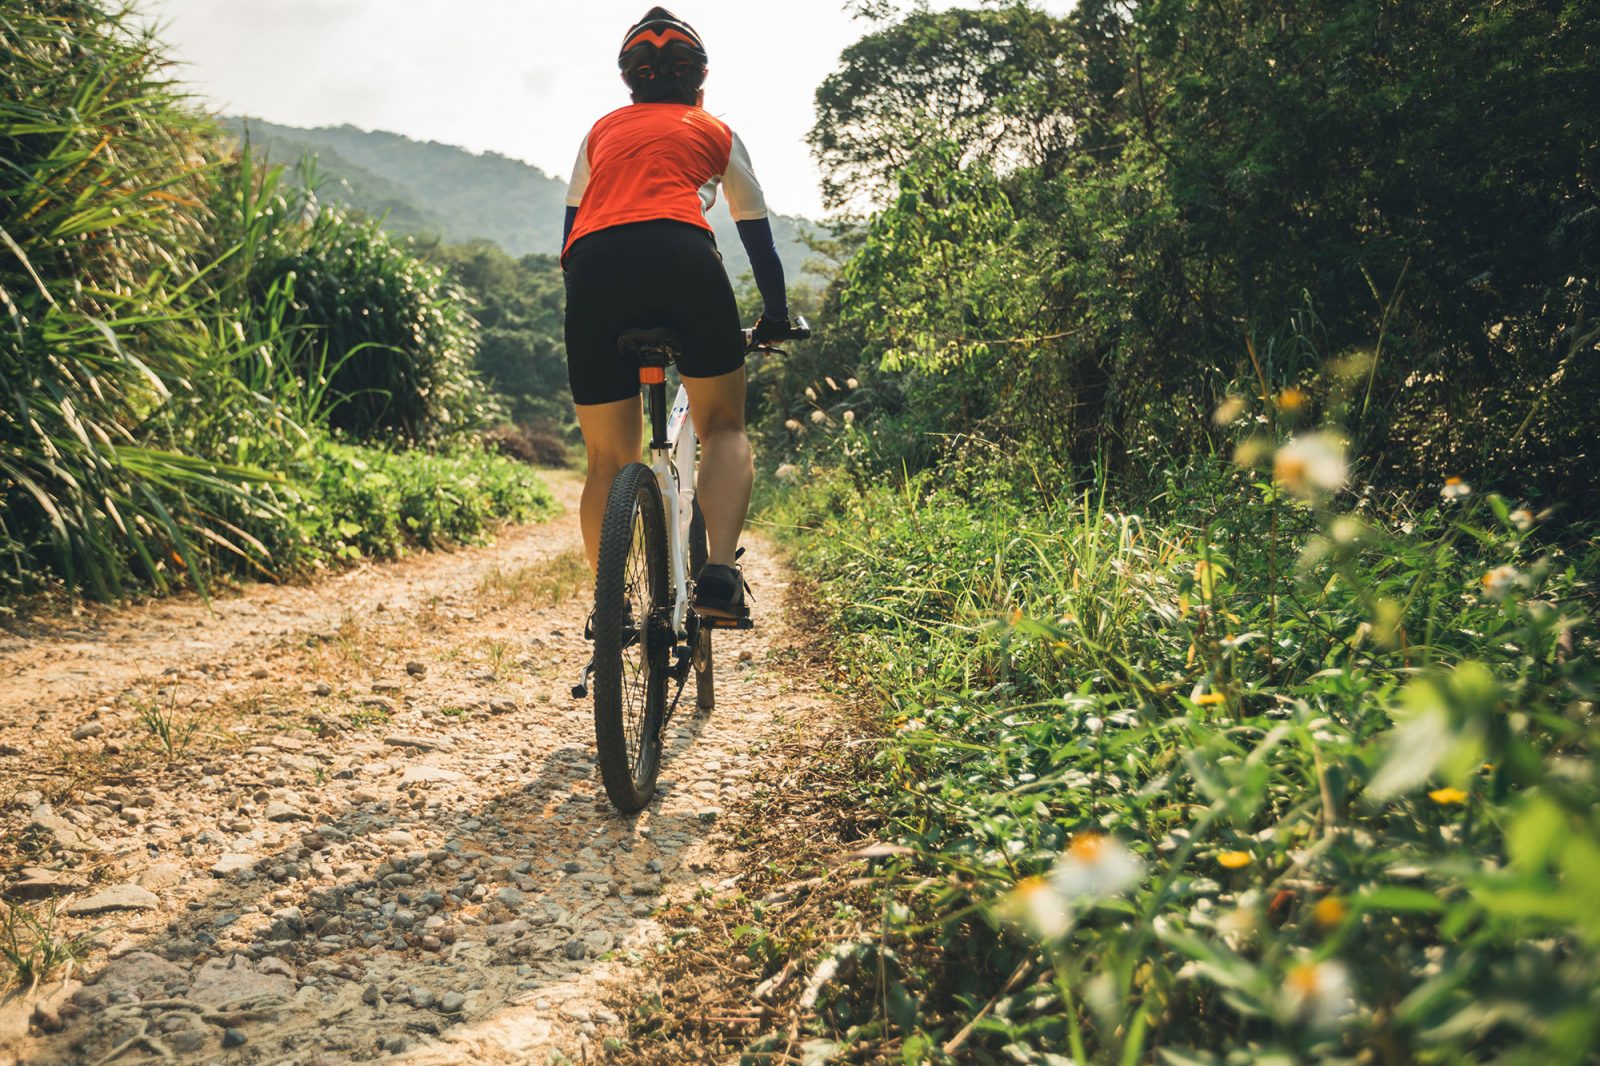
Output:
top-left (0, 470), bottom-right (830, 1064)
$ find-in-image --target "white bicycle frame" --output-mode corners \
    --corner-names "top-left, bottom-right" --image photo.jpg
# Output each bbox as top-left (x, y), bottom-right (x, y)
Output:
top-left (656, 383), bottom-right (697, 637)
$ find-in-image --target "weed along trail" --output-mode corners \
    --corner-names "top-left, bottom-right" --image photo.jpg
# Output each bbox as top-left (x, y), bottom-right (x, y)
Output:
top-left (0, 469), bottom-right (835, 1065)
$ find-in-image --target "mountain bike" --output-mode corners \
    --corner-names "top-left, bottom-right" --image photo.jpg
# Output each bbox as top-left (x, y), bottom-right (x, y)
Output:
top-left (572, 318), bottom-right (811, 812)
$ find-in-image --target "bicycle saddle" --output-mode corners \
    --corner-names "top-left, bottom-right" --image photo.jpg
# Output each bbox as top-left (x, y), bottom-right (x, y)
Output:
top-left (617, 328), bottom-right (683, 363)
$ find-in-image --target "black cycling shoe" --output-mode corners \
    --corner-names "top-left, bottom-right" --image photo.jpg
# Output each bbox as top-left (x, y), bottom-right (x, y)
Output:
top-left (693, 563), bottom-right (747, 620)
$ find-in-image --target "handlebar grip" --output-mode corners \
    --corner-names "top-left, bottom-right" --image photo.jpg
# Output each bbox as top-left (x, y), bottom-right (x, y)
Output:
top-left (789, 315), bottom-right (812, 341)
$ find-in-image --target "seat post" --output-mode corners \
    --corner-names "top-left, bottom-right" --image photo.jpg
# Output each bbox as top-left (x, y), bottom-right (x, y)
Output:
top-left (640, 363), bottom-right (669, 450)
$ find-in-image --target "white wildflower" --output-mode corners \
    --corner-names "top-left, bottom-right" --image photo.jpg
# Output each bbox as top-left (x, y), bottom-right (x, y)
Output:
top-left (1480, 564), bottom-right (1520, 598)
top-left (825, 376), bottom-right (839, 390)
top-left (1509, 508), bottom-right (1533, 531)
top-left (998, 876), bottom-right (1074, 940)
top-left (1440, 477), bottom-right (1471, 501)
top-left (1212, 394), bottom-right (1247, 426)
top-left (846, 377), bottom-right (860, 389)
top-left (1282, 959), bottom-right (1354, 1028)
top-left (783, 418), bottom-right (803, 433)
top-left (1050, 833), bottom-right (1141, 900)
top-left (1273, 432), bottom-right (1348, 499)
top-left (809, 409), bottom-right (826, 424)
top-left (842, 410), bottom-right (856, 425)
top-left (804, 386), bottom-right (817, 402)
top-left (775, 463), bottom-right (798, 482)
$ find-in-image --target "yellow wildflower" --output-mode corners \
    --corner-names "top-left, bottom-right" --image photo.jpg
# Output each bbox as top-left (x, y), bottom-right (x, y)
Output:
top-left (1217, 850), bottom-right (1252, 869)
top-left (1428, 787), bottom-right (1469, 805)
top-left (1194, 692), bottom-right (1227, 707)
top-left (1275, 387), bottom-right (1309, 412)
top-left (1312, 896), bottom-right (1347, 928)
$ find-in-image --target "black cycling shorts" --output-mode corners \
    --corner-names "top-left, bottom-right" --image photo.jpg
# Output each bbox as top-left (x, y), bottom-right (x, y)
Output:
top-left (563, 220), bottom-right (744, 406)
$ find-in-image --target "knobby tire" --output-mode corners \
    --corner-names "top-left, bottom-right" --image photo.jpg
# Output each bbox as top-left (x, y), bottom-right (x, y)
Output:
top-left (593, 463), bottom-right (668, 812)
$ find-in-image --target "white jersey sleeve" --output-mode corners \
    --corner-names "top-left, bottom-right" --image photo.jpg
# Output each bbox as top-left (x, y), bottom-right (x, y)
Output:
top-left (720, 132), bottom-right (769, 222)
top-left (565, 136), bottom-right (591, 207)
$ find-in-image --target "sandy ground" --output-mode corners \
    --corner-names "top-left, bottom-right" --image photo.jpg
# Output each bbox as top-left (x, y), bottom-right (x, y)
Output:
top-left (0, 469), bottom-right (831, 1065)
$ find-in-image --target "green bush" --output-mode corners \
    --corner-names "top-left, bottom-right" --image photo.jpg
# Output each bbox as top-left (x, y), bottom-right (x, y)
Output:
top-left (773, 451), bottom-right (1599, 1061)
top-left (264, 438), bottom-right (555, 571)
top-left (261, 206), bottom-right (494, 443)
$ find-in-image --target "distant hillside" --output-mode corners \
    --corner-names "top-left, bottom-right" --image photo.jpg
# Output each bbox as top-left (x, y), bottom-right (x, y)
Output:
top-left (223, 117), bottom-right (828, 289)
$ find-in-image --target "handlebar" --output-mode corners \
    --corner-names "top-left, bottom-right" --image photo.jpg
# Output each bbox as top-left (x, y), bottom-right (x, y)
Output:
top-left (744, 315), bottom-right (812, 352)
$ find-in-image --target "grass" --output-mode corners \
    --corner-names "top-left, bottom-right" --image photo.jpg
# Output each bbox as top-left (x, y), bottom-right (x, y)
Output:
top-left (736, 453), bottom-right (1600, 1064)
top-left (1, 901), bottom-right (88, 993)
top-left (477, 548), bottom-right (591, 608)
top-left (136, 694), bottom-right (203, 758)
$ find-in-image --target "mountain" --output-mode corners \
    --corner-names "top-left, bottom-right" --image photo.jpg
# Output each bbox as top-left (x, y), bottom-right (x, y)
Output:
top-left (222, 117), bottom-right (827, 290)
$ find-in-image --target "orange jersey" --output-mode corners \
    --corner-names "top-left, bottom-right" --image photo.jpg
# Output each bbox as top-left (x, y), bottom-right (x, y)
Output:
top-left (563, 103), bottom-right (768, 259)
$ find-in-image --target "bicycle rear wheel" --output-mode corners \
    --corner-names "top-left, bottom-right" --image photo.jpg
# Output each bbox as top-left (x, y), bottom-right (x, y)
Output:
top-left (689, 499), bottom-right (713, 712)
top-left (593, 462), bottom-right (669, 812)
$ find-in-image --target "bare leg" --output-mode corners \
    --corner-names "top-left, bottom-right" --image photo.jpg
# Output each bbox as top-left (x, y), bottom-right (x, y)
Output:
top-left (680, 367), bottom-right (752, 567)
top-left (575, 397), bottom-right (643, 571)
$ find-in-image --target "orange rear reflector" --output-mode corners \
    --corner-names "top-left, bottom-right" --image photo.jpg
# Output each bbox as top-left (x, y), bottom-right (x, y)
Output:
top-left (639, 367), bottom-right (666, 384)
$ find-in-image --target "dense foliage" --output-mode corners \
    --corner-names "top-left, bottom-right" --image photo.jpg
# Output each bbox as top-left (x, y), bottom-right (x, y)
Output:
top-left (1, 1), bottom-right (551, 607)
top-left (772, 0), bottom-right (1600, 505)
top-left (770, 458), bottom-right (1598, 1063)
top-left (741, 0), bottom-right (1600, 1062)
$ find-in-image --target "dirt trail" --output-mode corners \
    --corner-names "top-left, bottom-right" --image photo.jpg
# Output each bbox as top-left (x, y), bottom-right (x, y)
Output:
top-left (0, 470), bottom-right (830, 1065)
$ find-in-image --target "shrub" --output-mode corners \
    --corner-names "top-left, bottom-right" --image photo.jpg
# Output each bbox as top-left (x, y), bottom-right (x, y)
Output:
top-left (772, 444), bottom-right (1599, 1062)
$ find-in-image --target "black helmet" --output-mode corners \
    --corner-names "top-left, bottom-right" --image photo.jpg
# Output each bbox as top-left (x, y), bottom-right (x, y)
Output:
top-left (618, 7), bottom-right (708, 103)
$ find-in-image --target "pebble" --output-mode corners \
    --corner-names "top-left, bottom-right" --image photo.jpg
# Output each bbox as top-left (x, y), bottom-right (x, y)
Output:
top-left (438, 991), bottom-right (467, 1013)
top-left (384, 733), bottom-right (450, 752)
top-left (64, 883), bottom-right (160, 915)
top-left (562, 939), bottom-right (586, 960)
top-left (406, 661), bottom-right (428, 678)
top-left (71, 722), bottom-right (105, 741)
top-left (211, 853), bottom-right (258, 878)
top-left (222, 1028), bottom-right (248, 1048)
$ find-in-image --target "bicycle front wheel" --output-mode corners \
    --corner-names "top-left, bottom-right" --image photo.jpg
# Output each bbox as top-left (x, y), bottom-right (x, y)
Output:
top-left (593, 462), bottom-right (669, 812)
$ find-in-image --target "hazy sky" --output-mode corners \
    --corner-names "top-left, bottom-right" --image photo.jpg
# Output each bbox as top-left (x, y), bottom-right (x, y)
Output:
top-left (140, 0), bottom-right (936, 219)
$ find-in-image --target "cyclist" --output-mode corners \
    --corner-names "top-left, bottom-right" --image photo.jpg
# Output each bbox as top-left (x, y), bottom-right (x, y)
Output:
top-left (562, 7), bottom-right (793, 622)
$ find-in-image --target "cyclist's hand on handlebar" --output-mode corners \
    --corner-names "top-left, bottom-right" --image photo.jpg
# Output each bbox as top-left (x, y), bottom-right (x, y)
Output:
top-left (752, 313), bottom-right (793, 343)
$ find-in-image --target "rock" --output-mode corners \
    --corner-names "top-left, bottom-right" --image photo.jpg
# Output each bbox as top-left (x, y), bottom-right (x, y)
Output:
top-left (362, 983), bottom-right (381, 1005)
top-left (361, 697), bottom-right (397, 714)
top-left (170, 1031), bottom-right (207, 1053)
top-left (65, 884), bottom-right (159, 915)
top-left (489, 698), bottom-right (517, 714)
top-left (265, 801), bottom-right (309, 823)
top-left (119, 808), bottom-right (144, 826)
top-left (28, 803), bottom-right (106, 852)
top-left (408, 987), bottom-right (435, 1009)
top-left (3, 867), bottom-right (84, 901)
top-left (188, 954), bottom-right (294, 1008)
top-left (314, 682), bottom-right (333, 697)
top-left (250, 667), bottom-right (270, 679)
top-left (211, 853), bottom-right (258, 878)
top-left (438, 991), bottom-right (467, 1013)
top-left (629, 902), bottom-right (653, 918)
top-left (71, 722), bottom-right (104, 741)
top-left (89, 952), bottom-right (189, 999)
top-left (406, 661), bottom-right (427, 678)
top-left (494, 887), bottom-right (526, 908)
top-left (400, 765), bottom-right (467, 786)
top-left (136, 862), bottom-right (185, 891)
top-left (562, 939), bottom-right (586, 961)
top-left (561, 861), bottom-right (582, 874)
top-left (222, 1027), bottom-right (248, 1047)
top-left (696, 808), bottom-right (720, 824)
top-left (383, 733), bottom-right (451, 752)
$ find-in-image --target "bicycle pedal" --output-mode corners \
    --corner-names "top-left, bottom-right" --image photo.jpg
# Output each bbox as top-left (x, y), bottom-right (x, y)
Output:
top-left (572, 657), bottom-right (594, 700)
top-left (703, 615), bottom-right (754, 631)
